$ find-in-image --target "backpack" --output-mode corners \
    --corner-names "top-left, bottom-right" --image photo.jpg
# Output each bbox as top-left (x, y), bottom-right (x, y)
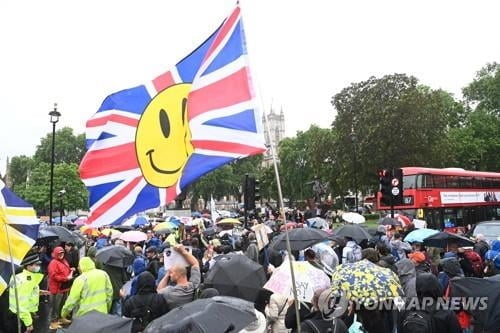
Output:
top-left (462, 250), bottom-right (483, 277)
top-left (401, 310), bottom-right (434, 333)
top-left (347, 244), bottom-right (362, 263)
top-left (391, 247), bottom-right (401, 262)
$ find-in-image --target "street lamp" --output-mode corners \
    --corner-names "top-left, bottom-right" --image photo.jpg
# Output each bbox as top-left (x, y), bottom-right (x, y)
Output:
top-left (350, 126), bottom-right (358, 213)
top-left (48, 103), bottom-right (61, 225)
top-left (58, 189), bottom-right (66, 225)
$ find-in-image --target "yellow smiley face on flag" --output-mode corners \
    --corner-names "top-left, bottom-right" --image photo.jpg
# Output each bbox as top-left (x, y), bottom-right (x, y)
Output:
top-left (135, 84), bottom-right (194, 187)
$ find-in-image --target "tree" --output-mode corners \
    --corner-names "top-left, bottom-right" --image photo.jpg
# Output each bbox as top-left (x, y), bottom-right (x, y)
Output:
top-left (331, 74), bottom-right (458, 192)
top-left (16, 163), bottom-right (88, 214)
top-left (8, 155), bottom-right (34, 187)
top-left (463, 62), bottom-right (500, 115)
top-left (33, 127), bottom-right (86, 164)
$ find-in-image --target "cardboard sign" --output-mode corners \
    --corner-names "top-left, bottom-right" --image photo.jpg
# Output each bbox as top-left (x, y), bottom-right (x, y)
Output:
top-left (252, 224), bottom-right (269, 250)
top-left (163, 246), bottom-right (191, 271)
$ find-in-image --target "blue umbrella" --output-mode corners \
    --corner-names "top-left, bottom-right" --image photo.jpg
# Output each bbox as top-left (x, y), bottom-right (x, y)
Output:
top-left (192, 211), bottom-right (202, 218)
top-left (404, 228), bottom-right (439, 243)
top-left (133, 216), bottom-right (148, 227)
top-left (66, 214), bottom-right (79, 221)
top-left (168, 216), bottom-right (181, 225)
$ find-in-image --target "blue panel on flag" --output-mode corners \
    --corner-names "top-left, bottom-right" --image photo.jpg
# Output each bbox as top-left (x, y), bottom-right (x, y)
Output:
top-left (176, 27), bottom-right (219, 83)
top-left (0, 260), bottom-right (14, 283)
top-left (202, 21), bottom-right (245, 77)
top-left (202, 109), bottom-right (257, 132)
top-left (87, 181), bottom-right (123, 206)
top-left (112, 184), bottom-right (160, 225)
top-left (9, 224), bottom-right (39, 241)
top-left (1, 188), bottom-right (32, 208)
top-left (180, 154), bottom-right (234, 189)
top-left (97, 85), bottom-right (151, 115)
top-left (98, 132), bottom-right (116, 140)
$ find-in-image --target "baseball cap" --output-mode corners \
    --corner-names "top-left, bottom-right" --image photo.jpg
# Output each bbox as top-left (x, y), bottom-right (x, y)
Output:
top-left (408, 251), bottom-right (426, 263)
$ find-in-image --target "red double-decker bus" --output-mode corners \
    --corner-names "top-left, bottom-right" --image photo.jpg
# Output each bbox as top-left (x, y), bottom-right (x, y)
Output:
top-left (377, 167), bottom-right (500, 230)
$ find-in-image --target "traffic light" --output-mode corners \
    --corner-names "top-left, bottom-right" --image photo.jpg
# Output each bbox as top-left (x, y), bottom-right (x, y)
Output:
top-left (378, 169), bottom-right (392, 206)
top-left (392, 168), bottom-right (404, 206)
top-left (244, 175), bottom-right (256, 211)
top-left (254, 179), bottom-right (261, 202)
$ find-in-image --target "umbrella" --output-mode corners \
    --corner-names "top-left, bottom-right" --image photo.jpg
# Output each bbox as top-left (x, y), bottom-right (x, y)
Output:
top-left (330, 259), bottom-right (403, 306)
top-left (122, 215), bottom-right (148, 227)
top-left (35, 228), bottom-right (59, 245)
top-left (100, 228), bottom-right (122, 238)
top-left (204, 254), bottom-right (267, 302)
top-left (145, 296), bottom-right (256, 333)
top-left (450, 277), bottom-right (500, 331)
top-left (216, 218), bottom-right (241, 225)
top-left (45, 226), bottom-right (80, 244)
top-left (66, 214), bottom-right (79, 222)
top-left (73, 217), bottom-right (88, 226)
top-left (192, 211), bottom-right (202, 218)
top-left (80, 225), bottom-right (100, 237)
top-left (279, 221), bottom-right (298, 231)
top-left (119, 230), bottom-right (147, 243)
top-left (269, 228), bottom-right (328, 251)
top-left (153, 221), bottom-right (178, 231)
top-left (96, 245), bottom-right (134, 268)
top-left (394, 214), bottom-right (412, 227)
top-left (404, 228), bottom-right (439, 243)
top-left (332, 224), bottom-right (372, 243)
top-left (307, 217), bottom-right (328, 229)
top-left (65, 310), bottom-right (133, 333)
top-left (342, 212), bottom-right (366, 224)
top-left (114, 225), bottom-right (134, 232)
top-left (378, 217), bottom-right (401, 226)
top-left (264, 259), bottom-right (330, 302)
top-left (423, 232), bottom-right (474, 248)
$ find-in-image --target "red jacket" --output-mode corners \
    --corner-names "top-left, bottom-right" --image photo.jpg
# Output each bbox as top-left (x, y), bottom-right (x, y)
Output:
top-left (47, 247), bottom-right (72, 294)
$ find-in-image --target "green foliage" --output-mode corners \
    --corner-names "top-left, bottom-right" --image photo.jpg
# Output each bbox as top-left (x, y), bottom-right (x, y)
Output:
top-left (463, 62), bottom-right (500, 115)
top-left (33, 127), bottom-right (86, 164)
top-left (14, 162), bottom-right (88, 213)
top-left (331, 74), bottom-right (457, 193)
top-left (9, 155), bottom-right (34, 187)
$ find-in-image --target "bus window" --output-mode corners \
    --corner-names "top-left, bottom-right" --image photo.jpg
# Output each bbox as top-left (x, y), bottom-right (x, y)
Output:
top-left (403, 175), bottom-right (416, 189)
top-left (447, 176), bottom-right (459, 188)
top-left (418, 174), bottom-right (433, 188)
top-left (459, 177), bottom-right (472, 187)
top-left (433, 175), bottom-right (446, 188)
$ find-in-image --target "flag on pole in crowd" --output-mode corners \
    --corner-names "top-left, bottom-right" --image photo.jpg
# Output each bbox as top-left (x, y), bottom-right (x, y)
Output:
top-left (79, 5), bottom-right (266, 228)
top-left (0, 180), bottom-right (39, 295)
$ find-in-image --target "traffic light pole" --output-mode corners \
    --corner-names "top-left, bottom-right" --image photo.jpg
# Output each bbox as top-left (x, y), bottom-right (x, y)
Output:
top-left (244, 174), bottom-right (248, 229)
top-left (391, 168), bottom-right (395, 218)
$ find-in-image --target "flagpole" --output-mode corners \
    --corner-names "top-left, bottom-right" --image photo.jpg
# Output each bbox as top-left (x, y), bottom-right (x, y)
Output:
top-left (263, 112), bottom-right (302, 332)
top-left (4, 223), bottom-right (22, 333)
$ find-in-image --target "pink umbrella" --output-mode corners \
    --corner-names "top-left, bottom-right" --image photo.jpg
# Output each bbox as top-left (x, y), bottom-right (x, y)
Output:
top-left (74, 217), bottom-right (88, 226)
top-left (119, 230), bottom-right (147, 243)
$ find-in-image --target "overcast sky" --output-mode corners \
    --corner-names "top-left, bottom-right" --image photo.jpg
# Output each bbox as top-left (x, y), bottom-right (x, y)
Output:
top-left (1, 0), bottom-right (499, 175)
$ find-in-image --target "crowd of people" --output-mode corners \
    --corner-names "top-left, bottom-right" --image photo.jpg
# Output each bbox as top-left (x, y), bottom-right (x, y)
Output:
top-left (1, 208), bottom-right (500, 333)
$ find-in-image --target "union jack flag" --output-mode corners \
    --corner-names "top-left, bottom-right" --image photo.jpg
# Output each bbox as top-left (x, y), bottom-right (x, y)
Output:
top-left (79, 6), bottom-right (266, 227)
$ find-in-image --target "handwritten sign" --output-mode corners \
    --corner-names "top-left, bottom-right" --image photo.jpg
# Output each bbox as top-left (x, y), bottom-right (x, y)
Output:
top-left (252, 224), bottom-right (269, 251)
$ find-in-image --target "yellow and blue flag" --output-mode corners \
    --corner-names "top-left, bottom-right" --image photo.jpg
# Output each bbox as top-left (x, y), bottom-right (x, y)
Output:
top-left (0, 180), bottom-right (39, 295)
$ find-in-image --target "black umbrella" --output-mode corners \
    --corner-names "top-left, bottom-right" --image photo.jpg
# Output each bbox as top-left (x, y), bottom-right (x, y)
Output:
top-left (44, 226), bottom-right (80, 245)
top-left (35, 228), bottom-right (59, 245)
top-left (450, 277), bottom-right (500, 331)
top-left (378, 217), bottom-right (401, 226)
top-left (95, 245), bottom-right (134, 268)
top-left (269, 228), bottom-right (328, 251)
top-left (204, 254), bottom-right (266, 302)
top-left (422, 232), bottom-right (474, 248)
top-left (114, 225), bottom-right (134, 232)
top-left (145, 296), bottom-right (256, 333)
top-left (332, 224), bottom-right (372, 243)
top-left (65, 310), bottom-right (133, 333)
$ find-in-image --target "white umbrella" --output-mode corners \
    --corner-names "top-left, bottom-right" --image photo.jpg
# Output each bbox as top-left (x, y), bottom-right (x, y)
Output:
top-left (342, 212), bottom-right (365, 224)
top-left (119, 230), bottom-right (147, 243)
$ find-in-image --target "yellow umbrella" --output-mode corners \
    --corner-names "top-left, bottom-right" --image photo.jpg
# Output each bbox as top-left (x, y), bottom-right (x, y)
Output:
top-left (216, 218), bottom-right (241, 225)
top-left (153, 221), bottom-right (178, 231)
top-left (101, 228), bottom-right (122, 237)
top-left (80, 225), bottom-right (100, 237)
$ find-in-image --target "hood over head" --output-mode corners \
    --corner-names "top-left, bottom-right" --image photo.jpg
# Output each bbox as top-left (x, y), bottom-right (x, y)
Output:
top-left (87, 246), bottom-right (97, 259)
top-left (51, 246), bottom-right (65, 259)
top-left (396, 258), bottom-right (416, 278)
top-left (136, 271), bottom-right (156, 294)
top-left (491, 240), bottom-right (500, 252)
top-left (416, 273), bottom-right (442, 299)
top-left (79, 257), bottom-right (96, 273)
top-left (133, 257), bottom-right (147, 276)
top-left (441, 257), bottom-right (464, 277)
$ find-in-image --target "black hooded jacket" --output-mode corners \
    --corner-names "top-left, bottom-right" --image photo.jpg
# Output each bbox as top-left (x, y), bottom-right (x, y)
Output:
top-left (399, 273), bottom-right (461, 333)
top-left (123, 271), bottom-right (169, 333)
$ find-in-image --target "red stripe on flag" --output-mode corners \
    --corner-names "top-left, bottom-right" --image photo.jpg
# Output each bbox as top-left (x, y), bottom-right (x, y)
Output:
top-left (204, 7), bottom-right (240, 61)
top-left (153, 71), bottom-right (176, 92)
top-left (192, 140), bottom-right (265, 155)
top-left (165, 185), bottom-right (178, 204)
top-left (188, 68), bottom-right (251, 120)
top-left (88, 176), bottom-right (143, 224)
top-left (79, 143), bottom-right (138, 179)
top-left (86, 114), bottom-right (138, 127)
